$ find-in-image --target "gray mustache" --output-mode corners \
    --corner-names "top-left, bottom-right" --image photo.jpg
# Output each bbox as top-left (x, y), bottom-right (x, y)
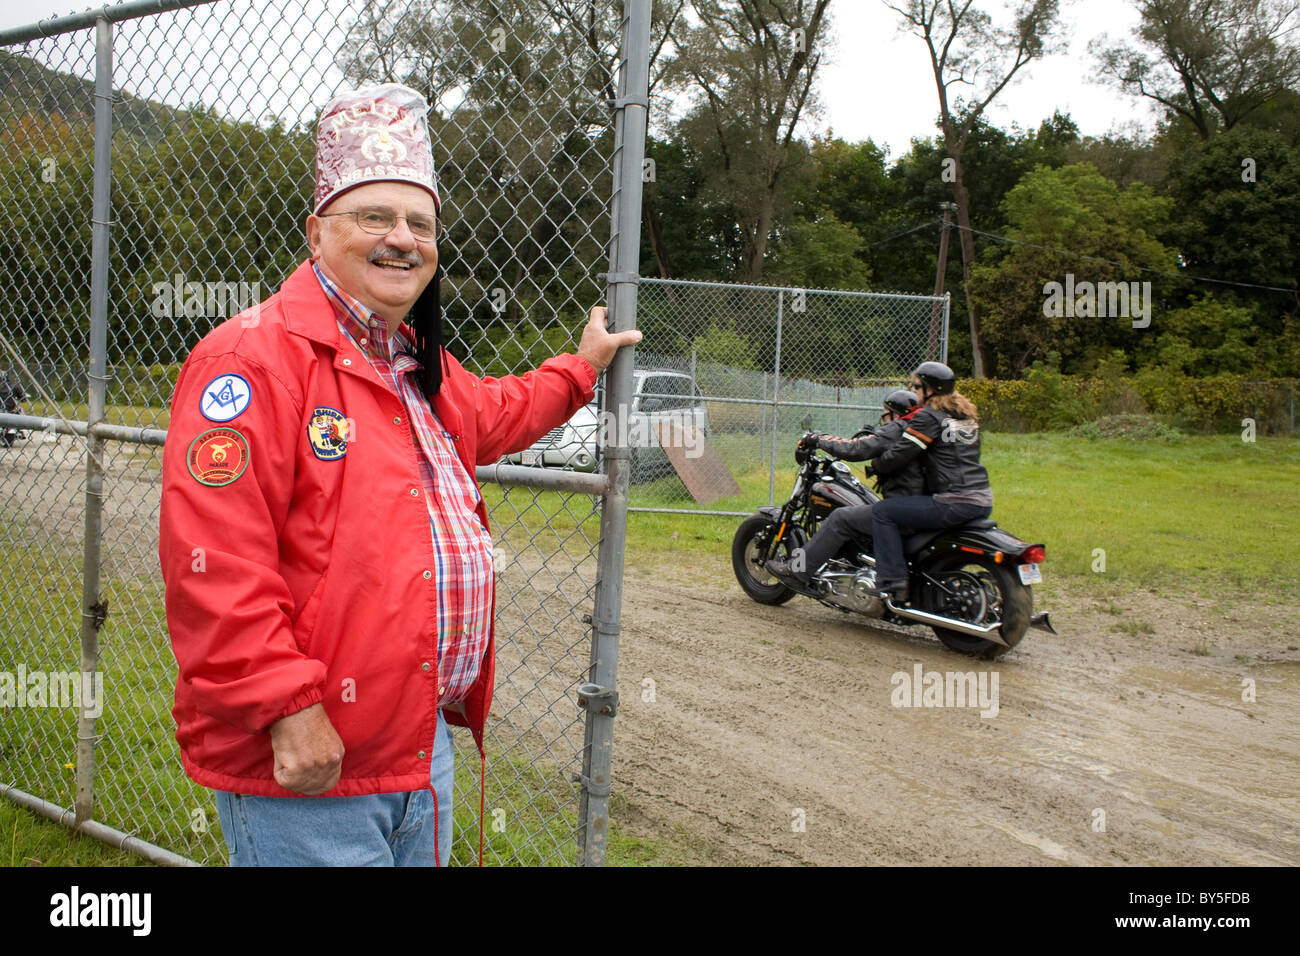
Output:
top-left (368, 248), bottom-right (422, 266)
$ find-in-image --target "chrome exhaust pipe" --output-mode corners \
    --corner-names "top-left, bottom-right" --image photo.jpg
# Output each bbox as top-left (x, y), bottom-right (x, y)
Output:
top-left (882, 598), bottom-right (1009, 647)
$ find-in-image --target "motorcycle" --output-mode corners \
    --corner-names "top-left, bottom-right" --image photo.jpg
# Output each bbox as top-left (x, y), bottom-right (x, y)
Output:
top-left (731, 436), bottom-right (1055, 658)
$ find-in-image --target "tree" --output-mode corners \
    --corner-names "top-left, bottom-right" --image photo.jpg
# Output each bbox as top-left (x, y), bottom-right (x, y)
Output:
top-left (968, 162), bottom-right (1178, 375)
top-left (1092, 0), bottom-right (1300, 141)
top-left (884, 0), bottom-right (1066, 376)
top-left (1163, 126), bottom-right (1300, 296)
top-left (766, 210), bottom-right (872, 289)
top-left (661, 0), bottom-right (833, 280)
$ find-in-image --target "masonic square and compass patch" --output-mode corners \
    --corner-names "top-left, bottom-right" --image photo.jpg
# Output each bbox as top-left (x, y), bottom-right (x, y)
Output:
top-left (199, 373), bottom-right (251, 422)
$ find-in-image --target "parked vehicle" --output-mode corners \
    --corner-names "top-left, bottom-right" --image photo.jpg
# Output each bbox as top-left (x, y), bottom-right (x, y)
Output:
top-left (503, 369), bottom-right (709, 482)
top-left (0, 371), bottom-right (27, 448)
top-left (731, 436), bottom-right (1055, 658)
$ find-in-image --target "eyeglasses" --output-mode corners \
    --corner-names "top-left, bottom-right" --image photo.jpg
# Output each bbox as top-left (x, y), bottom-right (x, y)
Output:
top-left (318, 206), bottom-right (438, 242)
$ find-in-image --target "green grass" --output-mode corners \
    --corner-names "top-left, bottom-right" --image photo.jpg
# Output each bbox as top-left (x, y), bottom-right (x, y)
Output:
top-left (0, 799), bottom-right (153, 867)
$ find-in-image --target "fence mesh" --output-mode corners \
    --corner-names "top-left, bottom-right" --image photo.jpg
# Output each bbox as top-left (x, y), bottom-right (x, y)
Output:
top-left (0, 0), bottom-right (637, 866)
top-left (625, 278), bottom-right (948, 513)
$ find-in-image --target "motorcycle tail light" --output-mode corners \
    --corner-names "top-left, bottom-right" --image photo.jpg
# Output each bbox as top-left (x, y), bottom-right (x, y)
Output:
top-left (1022, 545), bottom-right (1046, 564)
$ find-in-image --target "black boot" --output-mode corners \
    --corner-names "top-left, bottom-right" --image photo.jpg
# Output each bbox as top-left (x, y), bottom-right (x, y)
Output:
top-left (876, 579), bottom-right (909, 605)
top-left (765, 557), bottom-right (807, 584)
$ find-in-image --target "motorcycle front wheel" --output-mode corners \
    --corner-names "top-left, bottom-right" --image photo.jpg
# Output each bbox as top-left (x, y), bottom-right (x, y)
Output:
top-left (731, 514), bottom-right (801, 605)
top-left (919, 551), bottom-right (1032, 659)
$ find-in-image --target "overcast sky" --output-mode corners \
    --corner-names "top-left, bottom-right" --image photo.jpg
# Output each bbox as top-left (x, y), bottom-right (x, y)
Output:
top-left (0, 0), bottom-right (1157, 156)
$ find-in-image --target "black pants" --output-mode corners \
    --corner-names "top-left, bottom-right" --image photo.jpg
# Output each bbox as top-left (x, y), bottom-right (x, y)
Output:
top-left (801, 504), bottom-right (876, 576)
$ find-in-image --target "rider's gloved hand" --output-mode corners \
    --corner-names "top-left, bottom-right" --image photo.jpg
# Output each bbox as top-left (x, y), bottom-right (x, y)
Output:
top-left (797, 432), bottom-right (822, 451)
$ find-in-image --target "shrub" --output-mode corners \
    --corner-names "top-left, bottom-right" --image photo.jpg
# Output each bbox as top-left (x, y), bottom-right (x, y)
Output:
top-left (1068, 413), bottom-right (1183, 441)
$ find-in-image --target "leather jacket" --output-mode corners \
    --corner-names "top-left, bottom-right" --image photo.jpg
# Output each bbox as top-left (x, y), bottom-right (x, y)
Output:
top-left (871, 405), bottom-right (990, 494)
top-left (814, 412), bottom-right (926, 498)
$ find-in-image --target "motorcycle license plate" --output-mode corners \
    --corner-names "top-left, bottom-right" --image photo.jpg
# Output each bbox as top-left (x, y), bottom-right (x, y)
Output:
top-left (1017, 563), bottom-right (1042, 585)
top-left (521, 449), bottom-right (540, 466)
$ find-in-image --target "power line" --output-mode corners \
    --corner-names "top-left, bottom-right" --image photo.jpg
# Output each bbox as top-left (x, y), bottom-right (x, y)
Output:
top-left (863, 218), bottom-right (940, 249)
top-left (958, 224), bottom-right (1298, 295)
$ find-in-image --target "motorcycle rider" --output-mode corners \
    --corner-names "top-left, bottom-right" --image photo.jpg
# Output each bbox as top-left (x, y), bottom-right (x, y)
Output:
top-left (765, 389), bottom-right (923, 585)
top-left (868, 361), bottom-right (992, 606)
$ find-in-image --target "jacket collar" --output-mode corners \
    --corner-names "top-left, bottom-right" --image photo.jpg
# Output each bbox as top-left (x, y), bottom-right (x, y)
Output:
top-left (280, 258), bottom-right (461, 432)
top-left (281, 259), bottom-right (349, 347)
top-left (281, 258), bottom-right (426, 357)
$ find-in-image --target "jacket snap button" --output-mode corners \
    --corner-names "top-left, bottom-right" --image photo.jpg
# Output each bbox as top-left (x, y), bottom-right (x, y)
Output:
top-left (343, 358), bottom-right (352, 366)
top-left (393, 416), bottom-right (401, 425)
top-left (418, 750), bottom-right (426, 760)
top-left (421, 662), bottom-right (431, 671)
top-left (410, 488), bottom-right (419, 496)
top-left (422, 570), bottom-right (432, 580)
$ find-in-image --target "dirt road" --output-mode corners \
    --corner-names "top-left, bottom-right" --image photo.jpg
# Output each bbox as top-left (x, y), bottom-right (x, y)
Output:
top-left (610, 552), bottom-right (1300, 866)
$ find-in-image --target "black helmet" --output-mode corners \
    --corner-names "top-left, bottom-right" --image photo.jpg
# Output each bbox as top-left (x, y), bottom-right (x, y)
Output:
top-left (883, 389), bottom-right (920, 416)
top-left (911, 361), bottom-right (956, 395)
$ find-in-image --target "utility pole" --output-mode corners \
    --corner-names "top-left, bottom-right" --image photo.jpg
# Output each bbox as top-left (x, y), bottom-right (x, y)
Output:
top-left (926, 202), bottom-right (957, 361)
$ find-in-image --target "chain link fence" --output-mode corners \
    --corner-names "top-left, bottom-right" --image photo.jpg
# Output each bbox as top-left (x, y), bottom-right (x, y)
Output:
top-left (0, 0), bottom-right (650, 866)
top-left (624, 277), bottom-right (949, 514)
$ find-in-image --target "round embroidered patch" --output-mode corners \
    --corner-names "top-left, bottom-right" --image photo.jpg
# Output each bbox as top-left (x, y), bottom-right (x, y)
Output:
top-left (186, 427), bottom-right (250, 486)
top-left (199, 373), bottom-right (251, 422)
top-left (307, 406), bottom-right (350, 461)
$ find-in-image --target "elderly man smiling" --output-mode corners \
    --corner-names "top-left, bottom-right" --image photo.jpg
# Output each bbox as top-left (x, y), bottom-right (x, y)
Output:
top-left (158, 84), bottom-right (639, 867)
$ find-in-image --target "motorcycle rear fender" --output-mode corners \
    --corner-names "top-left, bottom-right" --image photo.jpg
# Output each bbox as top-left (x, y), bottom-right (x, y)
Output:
top-left (913, 527), bottom-right (1032, 567)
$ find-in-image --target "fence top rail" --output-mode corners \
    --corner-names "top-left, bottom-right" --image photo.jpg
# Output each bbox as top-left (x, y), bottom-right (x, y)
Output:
top-left (0, 0), bottom-right (220, 46)
top-left (640, 276), bottom-right (949, 304)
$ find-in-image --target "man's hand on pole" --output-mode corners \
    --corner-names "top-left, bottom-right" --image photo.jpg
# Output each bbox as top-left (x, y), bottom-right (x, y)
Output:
top-left (577, 305), bottom-right (642, 374)
top-left (269, 702), bottom-right (345, 794)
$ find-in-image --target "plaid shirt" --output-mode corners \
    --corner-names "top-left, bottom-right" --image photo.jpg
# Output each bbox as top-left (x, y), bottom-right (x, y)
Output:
top-left (313, 263), bottom-right (492, 705)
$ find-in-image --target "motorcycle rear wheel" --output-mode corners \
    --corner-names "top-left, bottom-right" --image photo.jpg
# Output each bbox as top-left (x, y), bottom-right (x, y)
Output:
top-left (920, 552), bottom-right (1032, 659)
top-left (732, 514), bottom-right (800, 605)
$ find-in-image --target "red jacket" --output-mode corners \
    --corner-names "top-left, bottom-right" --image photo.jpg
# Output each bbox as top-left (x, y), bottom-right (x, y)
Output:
top-left (159, 259), bottom-right (597, 797)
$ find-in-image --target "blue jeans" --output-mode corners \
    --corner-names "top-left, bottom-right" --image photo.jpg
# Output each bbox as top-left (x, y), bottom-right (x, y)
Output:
top-left (214, 708), bottom-right (454, 866)
top-left (871, 496), bottom-right (992, 586)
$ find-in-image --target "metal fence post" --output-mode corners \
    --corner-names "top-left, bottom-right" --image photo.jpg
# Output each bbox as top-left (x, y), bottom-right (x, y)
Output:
top-left (940, 292), bottom-right (951, 364)
top-left (576, 0), bottom-right (650, 867)
top-left (76, 12), bottom-right (113, 825)
top-left (768, 289), bottom-right (784, 506)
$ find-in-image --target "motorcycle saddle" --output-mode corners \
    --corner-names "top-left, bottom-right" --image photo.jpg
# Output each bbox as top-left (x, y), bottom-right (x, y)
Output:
top-left (902, 517), bottom-right (997, 554)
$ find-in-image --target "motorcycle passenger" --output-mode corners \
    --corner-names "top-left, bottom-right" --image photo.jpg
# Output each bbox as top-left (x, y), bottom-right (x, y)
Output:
top-left (869, 361), bottom-right (992, 606)
top-left (766, 389), bottom-right (923, 585)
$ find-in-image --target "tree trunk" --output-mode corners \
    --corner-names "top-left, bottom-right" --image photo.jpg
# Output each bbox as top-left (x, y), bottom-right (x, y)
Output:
top-left (742, 185), bottom-right (776, 282)
top-left (645, 203), bottom-right (673, 278)
top-left (949, 160), bottom-right (987, 377)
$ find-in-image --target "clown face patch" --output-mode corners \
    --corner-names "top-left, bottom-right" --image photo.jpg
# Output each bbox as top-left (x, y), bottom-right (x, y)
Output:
top-left (187, 427), bottom-right (250, 486)
top-left (307, 407), bottom-right (350, 460)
